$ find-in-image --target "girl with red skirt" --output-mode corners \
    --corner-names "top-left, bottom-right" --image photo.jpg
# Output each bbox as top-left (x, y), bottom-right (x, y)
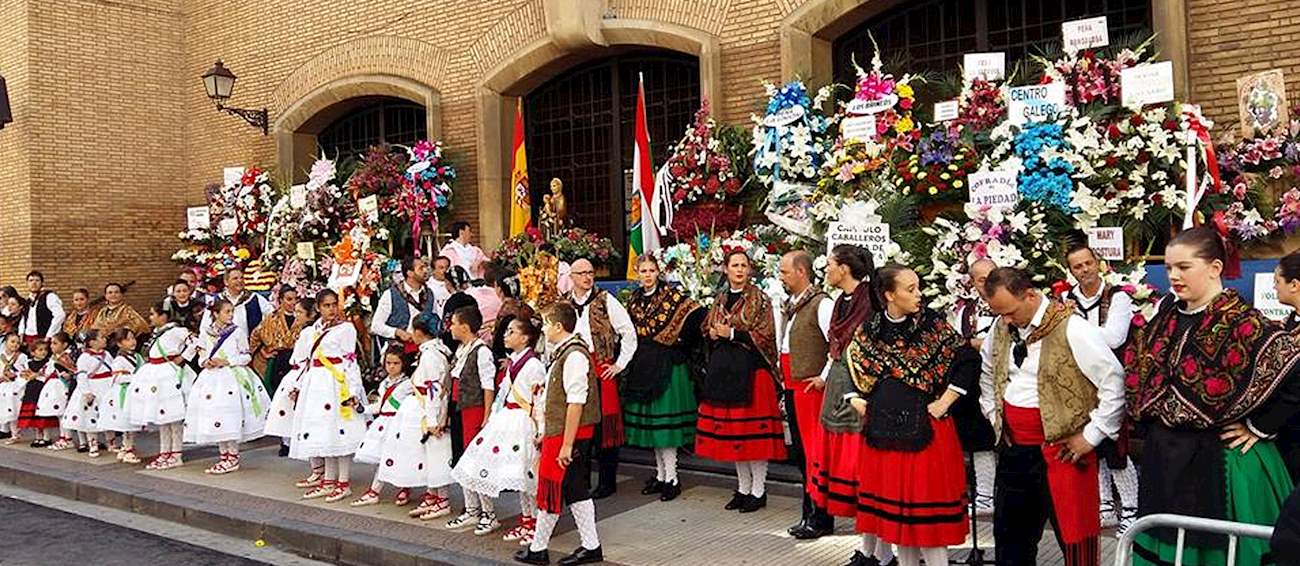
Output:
top-left (697, 250), bottom-right (786, 513)
top-left (842, 265), bottom-right (977, 566)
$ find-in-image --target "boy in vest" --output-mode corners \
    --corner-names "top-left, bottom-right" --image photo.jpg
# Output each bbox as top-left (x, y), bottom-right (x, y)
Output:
top-left (979, 267), bottom-right (1125, 566)
top-left (515, 302), bottom-right (603, 566)
top-left (563, 258), bottom-right (637, 500)
top-left (370, 256), bottom-right (440, 354)
top-left (1060, 242), bottom-right (1139, 533)
top-left (777, 251), bottom-right (834, 539)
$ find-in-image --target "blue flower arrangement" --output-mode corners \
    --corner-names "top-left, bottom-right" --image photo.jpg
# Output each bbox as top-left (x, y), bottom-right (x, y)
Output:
top-left (1013, 123), bottom-right (1077, 212)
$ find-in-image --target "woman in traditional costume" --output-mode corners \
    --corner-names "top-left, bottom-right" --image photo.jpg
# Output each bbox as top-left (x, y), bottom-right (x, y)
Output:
top-left (842, 265), bottom-right (975, 566)
top-left (696, 250), bottom-right (786, 513)
top-left (623, 254), bottom-right (703, 501)
top-left (1125, 227), bottom-right (1300, 565)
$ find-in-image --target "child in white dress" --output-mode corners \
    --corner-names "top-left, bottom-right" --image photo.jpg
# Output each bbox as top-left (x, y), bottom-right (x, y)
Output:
top-left (0, 333), bottom-right (29, 442)
top-left (103, 329), bottom-right (144, 463)
top-left (66, 331), bottom-right (111, 458)
top-left (451, 317), bottom-right (548, 542)
top-left (39, 333), bottom-right (77, 450)
top-left (391, 314), bottom-right (455, 521)
top-left (130, 302), bottom-right (196, 470)
top-left (289, 290), bottom-right (367, 503)
top-left (350, 347), bottom-right (416, 507)
top-left (264, 298), bottom-right (323, 487)
top-left (184, 299), bottom-right (271, 474)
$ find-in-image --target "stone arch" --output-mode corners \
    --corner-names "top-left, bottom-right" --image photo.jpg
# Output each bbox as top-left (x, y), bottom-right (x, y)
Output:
top-left (778, 0), bottom-right (1191, 97)
top-left (473, 16), bottom-right (722, 247)
top-left (271, 36), bottom-right (449, 181)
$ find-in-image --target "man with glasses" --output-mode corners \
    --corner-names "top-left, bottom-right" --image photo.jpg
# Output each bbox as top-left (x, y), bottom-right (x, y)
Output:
top-left (562, 258), bottom-right (637, 500)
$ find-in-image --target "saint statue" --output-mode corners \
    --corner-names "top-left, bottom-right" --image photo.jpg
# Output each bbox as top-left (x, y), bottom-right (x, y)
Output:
top-left (540, 177), bottom-right (569, 240)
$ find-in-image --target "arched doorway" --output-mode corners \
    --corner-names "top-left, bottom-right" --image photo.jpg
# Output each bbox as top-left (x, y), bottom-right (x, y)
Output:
top-left (523, 51), bottom-right (700, 253)
top-left (831, 0), bottom-right (1153, 88)
top-left (315, 97), bottom-right (428, 161)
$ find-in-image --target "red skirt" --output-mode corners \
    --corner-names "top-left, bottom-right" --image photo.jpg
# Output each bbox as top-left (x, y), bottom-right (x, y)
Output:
top-left (537, 425), bottom-right (596, 514)
top-left (460, 406), bottom-right (485, 448)
top-left (16, 401), bottom-right (57, 430)
top-left (782, 354), bottom-right (825, 498)
top-left (813, 430), bottom-right (862, 517)
top-left (696, 368), bottom-right (787, 462)
top-left (855, 416), bottom-right (969, 547)
top-left (595, 360), bottom-right (623, 449)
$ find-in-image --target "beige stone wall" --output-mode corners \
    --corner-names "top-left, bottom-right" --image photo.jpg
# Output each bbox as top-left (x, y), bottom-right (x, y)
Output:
top-left (3, 0), bottom-right (1297, 303)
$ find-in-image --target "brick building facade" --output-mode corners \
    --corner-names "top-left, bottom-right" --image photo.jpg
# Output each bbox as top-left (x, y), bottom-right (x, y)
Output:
top-left (1, 0), bottom-right (1298, 305)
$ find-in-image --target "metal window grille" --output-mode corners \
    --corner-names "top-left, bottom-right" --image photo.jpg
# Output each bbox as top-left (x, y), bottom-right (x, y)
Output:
top-left (316, 98), bottom-right (428, 162)
top-left (1114, 513), bottom-right (1276, 566)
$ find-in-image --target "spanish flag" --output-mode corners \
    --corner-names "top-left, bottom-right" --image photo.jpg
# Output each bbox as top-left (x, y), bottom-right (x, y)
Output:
top-left (626, 74), bottom-right (661, 279)
top-left (509, 98), bottom-right (531, 237)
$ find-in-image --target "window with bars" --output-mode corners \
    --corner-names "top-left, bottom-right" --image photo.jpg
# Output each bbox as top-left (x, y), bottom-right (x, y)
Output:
top-left (524, 52), bottom-right (700, 257)
top-left (316, 97), bottom-right (428, 162)
top-left (832, 0), bottom-right (1151, 88)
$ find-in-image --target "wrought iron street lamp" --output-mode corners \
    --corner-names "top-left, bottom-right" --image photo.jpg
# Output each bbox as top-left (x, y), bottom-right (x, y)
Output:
top-left (201, 60), bottom-right (268, 135)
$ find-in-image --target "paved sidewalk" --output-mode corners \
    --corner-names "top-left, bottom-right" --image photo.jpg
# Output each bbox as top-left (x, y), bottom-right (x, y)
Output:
top-left (0, 437), bottom-right (1117, 565)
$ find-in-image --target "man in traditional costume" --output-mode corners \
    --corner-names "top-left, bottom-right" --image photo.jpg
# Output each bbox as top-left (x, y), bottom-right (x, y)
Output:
top-left (979, 267), bottom-right (1125, 566)
top-left (22, 271), bottom-right (65, 346)
top-left (200, 268), bottom-right (273, 338)
top-left (370, 256), bottom-right (440, 354)
top-left (439, 221), bottom-right (489, 282)
top-left (562, 258), bottom-right (636, 499)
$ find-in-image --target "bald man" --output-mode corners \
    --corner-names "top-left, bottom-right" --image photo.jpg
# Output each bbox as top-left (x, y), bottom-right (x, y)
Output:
top-left (563, 258), bottom-right (637, 499)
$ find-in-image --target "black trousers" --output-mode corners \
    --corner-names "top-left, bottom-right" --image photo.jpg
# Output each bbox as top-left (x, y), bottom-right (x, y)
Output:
top-left (592, 424), bottom-right (619, 489)
top-left (783, 388), bottom-right (831, 527)
top-left (994, 444), bottom-right (1098, 566)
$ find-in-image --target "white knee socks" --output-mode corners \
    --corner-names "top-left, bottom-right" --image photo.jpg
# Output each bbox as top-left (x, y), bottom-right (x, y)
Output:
top-left (655, 449), bottom-right (666, 482)
top-left (571, 499), bottom-right (600, 550)
top-left (749, 460), bottom-right (768, 497)
top-left (1114, 459), bottom-right (1139, 513)
top-left (975, 451), bottom-right (996, 502)
top-left (920, 546), bottom-right (947, 565)
top-left (531, 510), bottom-right (559, 551)
top-left (735, 462), bottom-right (753, 495)
top-left (875, 537), bottom-right (895, 563)
top-left (324, 456), bottom-right (338, 481)
top-left (336, 457), bottom-right (351, 483)
top-left (519, 492), bottom-right (537, 517)
top-left (462, 486), bottom-right (482, 512)
top-left (661, 448), bottom-right (679, 483)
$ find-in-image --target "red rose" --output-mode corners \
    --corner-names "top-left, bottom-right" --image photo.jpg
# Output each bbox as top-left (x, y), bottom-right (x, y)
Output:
top-left (1107, 124), bottom-right (1122, 139)
top-left (1136, 152), bottom-right (1150, 164)
top-left (899, 98), bottom-right (913, 110)
top-left (1129, 114), bottom-right (1145, 126)
top-left (1203, 377), bottom-right (1229, 397)
top-left (1163, 119), bottom-right (1178, 131)
top-left (1115, 180), bottom-right (1130, 192)
top-left (1105, 155), bottom-right (1119, 168)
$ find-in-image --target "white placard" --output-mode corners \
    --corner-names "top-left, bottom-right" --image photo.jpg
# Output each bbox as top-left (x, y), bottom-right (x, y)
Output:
top-left (357, 194), bottom-right (379, 222)
top-left (289, 184), bottom-right (307, 209)
top-left (826, 221), bottom-right (892, 268)
top-left (186, 206), bottom-right (210, 231)
top-left (1121, 61), bottom-right (1175, 110)
top-left (846, 95), bottom-right (898, 116)
top-left (933, 100), bottom-right (960, 123)
top-left (328, 259), bottom-right (361, 291)
top-left (1062, 16), bottom-right (1110, 54)
top-left (840, 115), bottom-right (878, 144)
top-left (1008, 83), bottom-right (1067, 125)
top-left (222, 167), bottom-right (245, 188)
top-left (762, 105), bottom-right (805, 128)
top-left (967, 170), bottom-right (1020, 209)
top-left (1086, 227), bottom-right (1125, 261)
top-left (218, 217), bottom-right (238, 237)
top-left (1254, 272), bottom-right (1291, 321)
top-left (296, 242), bottom-right (315, 260)
top-left (963, 52), bottom-right (1006, 82)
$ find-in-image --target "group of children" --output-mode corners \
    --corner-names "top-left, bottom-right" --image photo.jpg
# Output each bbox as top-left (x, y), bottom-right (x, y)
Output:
top-left (0, 275), bottom-right (605, 565)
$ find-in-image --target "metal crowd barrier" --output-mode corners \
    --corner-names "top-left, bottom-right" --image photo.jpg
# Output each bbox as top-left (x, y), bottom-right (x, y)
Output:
top-left (1114, 513), bottom-right (1275, 566)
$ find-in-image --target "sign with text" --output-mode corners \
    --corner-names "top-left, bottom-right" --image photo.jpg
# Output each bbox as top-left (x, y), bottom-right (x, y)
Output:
top-left (963, 52), bottom-right (1006, 82)
top-left (846, 94), bottom-right (898, 116)
top-left (1121, 61), bottom-right (1175, 110)
top-left (1086, 227), bottom-right (1125, 261)
top-left (222, 167), bottom-right (245, 188)
top-left (186, 206), bottom-right (210, 231)
top-left (1254, 272), bottom-right (1291, 321)
top-left (358, 195), bottom-right (379, 222)
top-left (1008, 83), bottom-right (1067, 125)
top-left (1062, 16), bottom-right (1110, 54)
top-left (289, 184), bottom-right (307, 209)
top-left (840, 115), bottom-right (878, 144)
top-left (762, 105), bottom-right (805, 127)
top-left (296, 242), bottom-right (315, 260)
top-left (967, 170), bottom-right (1020, 209)
top-left (218, 217), bottom-right (238, 237)
top-left (933, 100), bottom-right (959, 123)
top-left (827, 221), bottom-right (892, 267)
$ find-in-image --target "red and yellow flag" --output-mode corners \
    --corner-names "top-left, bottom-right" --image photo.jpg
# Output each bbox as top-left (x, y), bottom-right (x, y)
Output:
top-left (509, 98), bottom-right (531, 237)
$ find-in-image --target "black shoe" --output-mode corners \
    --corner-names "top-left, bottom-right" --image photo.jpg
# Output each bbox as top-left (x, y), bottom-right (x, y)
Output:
top-left (738, 494), bottom-right (767, 513)
top-left (843, 551), bottom-right (870, 566)
top-left (659, 480), bottom-right (681, 502)
top-left (789, 521), bottom-right (833, 539)
top-left (30, 439), bottom-right (51, 448)
top-left (0, 431), bottom-right (11, 439)
top-left (724, 491), bottom-right (746, 510)
top-left (557, 546), bottom-right (603, 566)
top-left (278, 444), bottom-right (290, 457)
top-left (641, 478), bottom-right (663, 495)
top-left (589, 483), bottom-right (617, 500)
top-left (98, 441), bottom-right (109, 451)
top-left (76, 444), bottom-right (89, 453)
top-left (514, 548), bottom-right (550, 565)
top-left (786, 518), bottom-right (809, 536)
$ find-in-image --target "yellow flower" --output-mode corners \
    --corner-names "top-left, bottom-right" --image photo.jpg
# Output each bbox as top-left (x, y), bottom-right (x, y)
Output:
top-left (948, 164), bottom-right (959, 171)
top-left (940, 173), bottom-right (951, 180)
top-left (235, 248), bottom-right (251, 259)
top-left (917, 171), bottom-right (928, 180)
top-left (928, 187), bottom-right (939, 195)
top-left (894, 116), bottom-right (914, 134)
top-left (896, 83), bottom-right (914, 99)
top-left (852, 163), bottom-right (866, 175)
top-left (953, 180), bottom-right (964, 189)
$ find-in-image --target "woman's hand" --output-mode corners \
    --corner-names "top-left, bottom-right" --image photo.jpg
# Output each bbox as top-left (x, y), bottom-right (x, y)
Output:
top-left (1221, 422), bottom-right (1261, 454)
top-left (927, 397), bottom-right (954, 420)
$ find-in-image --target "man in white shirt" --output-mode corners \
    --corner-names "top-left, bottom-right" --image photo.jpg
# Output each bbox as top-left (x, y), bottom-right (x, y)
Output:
top-left (370, 257), bottom-right (439, 354)
top-left (200, 268), bottom-right (274, 338)
top-left (1060, 242), bottom-right (1139, 533)
top-left (21, 271), bottom-right (64, 345)
top-left (979, 267), bottom-right (1125, 566)
top-left (439, 222), bottom-right (488, 282)
top-left (428, 255), bottom-right (453, 315)
top-left (777, 251), bottom-right (834, 539)
top-left (563, 258), bottom-right (637, 500)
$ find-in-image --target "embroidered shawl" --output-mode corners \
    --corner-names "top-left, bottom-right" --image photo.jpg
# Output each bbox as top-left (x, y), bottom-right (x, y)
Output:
top-left (846, 309), bottom-right (962, 396)
top-left (704, 283), bottom-right (777, 370)
top-left (1124, 289), bottom-right (1300, 428)
top-left (90, 303), bottom-right (150, 337)
top-left (627, 285), bottom-right (698, 347)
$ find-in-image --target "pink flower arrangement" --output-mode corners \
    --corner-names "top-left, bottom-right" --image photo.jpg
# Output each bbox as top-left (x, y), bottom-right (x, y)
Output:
top-left (956, 79), bottom-right (1005, 131)
top-left (1044, 49), bottom-right (1139, 107)
top-left (395, 140), bottom-right (457, 245)
top-left (663, 100), bottom-right (743, 206)
top-left (1277, 187), bottom-right (1300, 234)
